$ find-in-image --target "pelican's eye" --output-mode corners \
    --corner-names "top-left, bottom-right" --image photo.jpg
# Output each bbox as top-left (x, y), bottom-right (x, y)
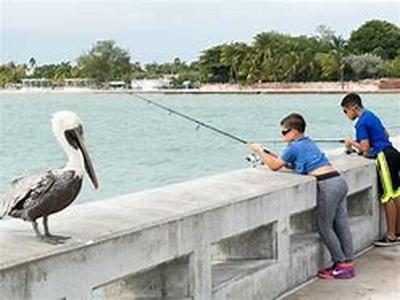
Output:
top-left (64, 129), bottom-right (79, 150)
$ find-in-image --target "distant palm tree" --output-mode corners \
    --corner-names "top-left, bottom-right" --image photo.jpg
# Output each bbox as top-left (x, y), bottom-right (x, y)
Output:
top-left (220, 43), bottom-right (250, 83)
top-left (331, 35), bottom-right (347, 88)
top-left (27, 57), bottom-right (36, 76)
top-left (28, 57), bottom-right (36, 69)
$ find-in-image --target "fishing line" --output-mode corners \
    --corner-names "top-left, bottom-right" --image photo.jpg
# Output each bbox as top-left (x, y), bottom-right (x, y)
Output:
top-left (130, 93), bottom-right (274, 155)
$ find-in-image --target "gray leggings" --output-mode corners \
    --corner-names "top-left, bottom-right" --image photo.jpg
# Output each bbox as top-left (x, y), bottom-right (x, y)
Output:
top-left (317, 175), bottom-right (354, 263)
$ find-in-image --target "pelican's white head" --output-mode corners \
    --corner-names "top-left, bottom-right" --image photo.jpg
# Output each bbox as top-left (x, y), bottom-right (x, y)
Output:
top-left (51, 111), bottom-right (98, 189)
top-left (52, 111), bottom-right (83, 137)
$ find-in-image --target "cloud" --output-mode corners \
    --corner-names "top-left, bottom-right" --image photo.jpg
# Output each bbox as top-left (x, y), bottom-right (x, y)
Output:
top-left (1, 0), bottom-right (399, 64)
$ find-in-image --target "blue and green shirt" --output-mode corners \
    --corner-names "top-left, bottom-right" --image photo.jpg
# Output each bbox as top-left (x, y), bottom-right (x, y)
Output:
top-left (355, 110), bottom-right (392, 157)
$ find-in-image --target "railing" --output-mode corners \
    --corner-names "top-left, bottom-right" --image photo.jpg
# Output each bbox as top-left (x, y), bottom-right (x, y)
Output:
top-left (2, 139), bottom-right (398, 300)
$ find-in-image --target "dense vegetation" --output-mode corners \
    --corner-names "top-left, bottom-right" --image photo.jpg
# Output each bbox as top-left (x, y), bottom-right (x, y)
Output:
top-left (1, 20), bottom-right (399, 88)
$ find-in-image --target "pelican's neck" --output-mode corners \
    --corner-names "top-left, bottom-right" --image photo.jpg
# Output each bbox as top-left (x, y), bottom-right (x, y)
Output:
top-left (58, 134), bottom-right (85, 176)
top-left (65, 150), bottom-right (85, 176)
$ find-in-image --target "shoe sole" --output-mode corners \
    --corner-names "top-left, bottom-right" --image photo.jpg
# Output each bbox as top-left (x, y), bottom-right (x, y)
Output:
top-left (318, 269), bottom-right (355, 280)
top-left (374, 241), bottom-right (400, 247)
top-left (334, 272), bottom-right (355, 279)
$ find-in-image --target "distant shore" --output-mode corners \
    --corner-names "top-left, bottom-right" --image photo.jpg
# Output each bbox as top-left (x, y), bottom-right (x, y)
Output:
top-left (1, 79), bottom-right (400, 95)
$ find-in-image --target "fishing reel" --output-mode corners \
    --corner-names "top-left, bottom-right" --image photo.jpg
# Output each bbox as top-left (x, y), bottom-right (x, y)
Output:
top-left (345, 146), bottom-right (376, 159)
top-left (345, 146), bottom-right (361, 155)
top-left (246, 152), bottom-right (264, 168)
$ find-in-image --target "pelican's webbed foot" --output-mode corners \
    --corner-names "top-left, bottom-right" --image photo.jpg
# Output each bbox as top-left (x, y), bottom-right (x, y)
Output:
top-left (41, 235), bottom-right (66, 245)
top-left (43, 216), bottom-right (71, 243)
top-left (31, 220), bottom-right (64, 244)
top-left (44, 233), bottom-right (71, 241)
top-left (31, 217), bottom-right (70, 245)
top-left (42, 216), bottom-right (71, 242)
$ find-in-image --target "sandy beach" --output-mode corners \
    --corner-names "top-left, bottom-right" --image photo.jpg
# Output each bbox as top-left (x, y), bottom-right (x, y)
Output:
top-left (1, 79), bottom-right (400, 94)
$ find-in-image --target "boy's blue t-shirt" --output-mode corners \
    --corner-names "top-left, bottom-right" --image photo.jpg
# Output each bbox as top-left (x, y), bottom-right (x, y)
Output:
top-left (355, 110), bottom-right (392, 157)
top-left (281, 136), bottom-right (330, 175)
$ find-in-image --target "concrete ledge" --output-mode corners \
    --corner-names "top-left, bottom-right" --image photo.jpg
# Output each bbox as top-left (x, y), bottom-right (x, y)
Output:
top-left (1, 137), bottom-right (399, 299)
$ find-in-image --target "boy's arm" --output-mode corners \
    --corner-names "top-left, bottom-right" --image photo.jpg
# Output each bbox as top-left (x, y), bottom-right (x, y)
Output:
top-left (345, 122), bottom-right (371, 156)
top-left (344, 138), bottom-right (370, 156)
top-left (248, 143), bottom-right (286, 171)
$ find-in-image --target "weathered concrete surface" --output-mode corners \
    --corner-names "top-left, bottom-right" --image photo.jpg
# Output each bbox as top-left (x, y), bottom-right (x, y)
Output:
top-left (0, 137), bottom-right (398, 300)
top-left (283, 246), bottom-right (400, 300)
top-left (0, 168), bottom-right (317, 299)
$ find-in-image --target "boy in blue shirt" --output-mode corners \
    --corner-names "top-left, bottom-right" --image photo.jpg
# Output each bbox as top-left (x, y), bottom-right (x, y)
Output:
top-left (341, 92), bottom-right (400, 246)
top-left (248, 113), bottom-right (355, 279)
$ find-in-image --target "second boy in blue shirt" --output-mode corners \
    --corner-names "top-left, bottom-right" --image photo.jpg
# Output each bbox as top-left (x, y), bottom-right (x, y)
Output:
top-left (341, 92), bottom-right (400, 246)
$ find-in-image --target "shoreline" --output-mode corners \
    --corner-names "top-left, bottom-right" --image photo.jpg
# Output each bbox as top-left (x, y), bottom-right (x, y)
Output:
top-left (1, 88), bottom-right (400, 95)
top-left (1, 80), bottom-right (400, 95)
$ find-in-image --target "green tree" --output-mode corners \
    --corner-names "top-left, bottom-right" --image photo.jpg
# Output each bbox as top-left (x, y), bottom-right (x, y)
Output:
top-left (76, 40), bottom-right (132, 83)
top-left (31, 62), bottom-right (73, 83)
top-left (28, 57), bottom-right (36, 76)
top-left (199, 45), bottom-right (230, 83)
top-left (219, 42), bottom-right (251, 83)
top-left (345, 54), bottom-right (383, 80)
top-left (28, 57), bottom-right (36, 69)
top-left (348, 20), bottom-right (400, 60)
top-left (316, 26), bottom-right (348, 85)
top-left (315, 52), bottom-right (341, 80)
top-left (0, 62), bottom-right (27, 87)
top-left (131, 61), bottom-right (146, 79)
top-left (380, 56), bottom-right (400, 77)
top-left (170, 61), bottom-right (201, 88)
top-left (251, 32), bottom-right (326, 82)
top-left (253, 32), bottom-right (287, 81)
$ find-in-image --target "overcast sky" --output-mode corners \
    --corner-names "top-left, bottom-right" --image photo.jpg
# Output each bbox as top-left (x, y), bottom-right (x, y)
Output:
top-left (1, 0), bottom-right (399, 65)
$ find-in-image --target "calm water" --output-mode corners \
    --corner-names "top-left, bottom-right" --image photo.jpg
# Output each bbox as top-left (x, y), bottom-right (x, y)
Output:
top-left (0, 92), bottom-right (399, 203)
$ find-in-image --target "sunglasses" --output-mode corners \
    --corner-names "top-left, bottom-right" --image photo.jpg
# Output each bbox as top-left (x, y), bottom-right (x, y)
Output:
top-left (281, 128), bottom-right (292, 136)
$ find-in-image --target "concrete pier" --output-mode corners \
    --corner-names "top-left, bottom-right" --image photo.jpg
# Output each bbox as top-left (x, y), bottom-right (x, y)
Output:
top-left (283, 246), bottom-right (400, 300)
top-left (1, 138), bottom-right (399, 300)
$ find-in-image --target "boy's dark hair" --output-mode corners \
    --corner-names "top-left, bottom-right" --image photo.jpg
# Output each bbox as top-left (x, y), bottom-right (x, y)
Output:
top-left (340, 92), bottom-right (363, 108)
top-left (280, 113), bottom-right (306, 133)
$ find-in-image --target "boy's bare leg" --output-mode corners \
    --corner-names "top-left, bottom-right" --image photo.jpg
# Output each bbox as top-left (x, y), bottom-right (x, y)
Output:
top-left (384, 199), bottom-right (397, 240)
top-left (394, 197), bottom-right (400, 235)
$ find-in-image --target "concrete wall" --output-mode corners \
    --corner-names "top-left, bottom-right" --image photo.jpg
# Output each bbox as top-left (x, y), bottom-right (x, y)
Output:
top-left (1, 138), bottom-right (399, 300)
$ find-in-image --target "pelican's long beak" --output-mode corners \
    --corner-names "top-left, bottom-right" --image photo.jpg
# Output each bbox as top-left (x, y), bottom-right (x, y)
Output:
top-left (65, 127), bottom-right (99, 189)
top-left (75, 131), bottom-right (99, 189)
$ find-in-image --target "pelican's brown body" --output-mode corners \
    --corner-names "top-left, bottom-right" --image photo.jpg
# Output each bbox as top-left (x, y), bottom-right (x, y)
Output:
top-left (3, 170), bottom-right (82, 222)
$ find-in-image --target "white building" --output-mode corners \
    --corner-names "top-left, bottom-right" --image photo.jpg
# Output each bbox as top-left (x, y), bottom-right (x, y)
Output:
top-left (21, 78), bottom-right (53, 88)
top-left (108, 81), bottom-right (127, 89)
top-left (131, 77), bottom-right (171, 91)
top-left (64, 78), bottom-right (96, 88)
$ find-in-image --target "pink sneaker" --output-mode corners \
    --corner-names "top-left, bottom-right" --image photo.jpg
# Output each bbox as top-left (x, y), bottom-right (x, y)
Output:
top-left (318, 263), bottom-right (355, 279)
top-left (318, 266), bottom-right (334, 278)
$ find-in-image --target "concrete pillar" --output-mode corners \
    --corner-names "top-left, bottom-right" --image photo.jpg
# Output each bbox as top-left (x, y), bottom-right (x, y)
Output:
top-left (189, 245), bottom-right (212, 300)
top-left (277, 216), bottom-right (290, 265)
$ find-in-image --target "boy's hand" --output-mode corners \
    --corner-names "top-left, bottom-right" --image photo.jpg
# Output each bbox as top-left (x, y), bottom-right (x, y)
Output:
top-left (344, 138), bottom-right (353, 148)
top-left (247, 143), bottom-right (264, 153)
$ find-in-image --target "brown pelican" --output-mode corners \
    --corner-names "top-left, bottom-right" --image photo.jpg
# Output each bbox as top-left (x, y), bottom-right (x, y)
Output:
top-left (0, 111), bottom-right (98, 244)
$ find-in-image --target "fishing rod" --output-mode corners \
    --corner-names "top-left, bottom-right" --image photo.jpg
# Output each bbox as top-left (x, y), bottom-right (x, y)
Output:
top-left (257, 138), bottom-right (345, 144)
top-left (130, 93), bottom-right (274, 158)
top-left (257, 124), bottom-right (400, 144)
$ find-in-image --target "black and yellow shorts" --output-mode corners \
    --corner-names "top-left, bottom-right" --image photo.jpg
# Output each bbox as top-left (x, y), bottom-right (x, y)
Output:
top-left (376, 146), bottom-right (400, 204)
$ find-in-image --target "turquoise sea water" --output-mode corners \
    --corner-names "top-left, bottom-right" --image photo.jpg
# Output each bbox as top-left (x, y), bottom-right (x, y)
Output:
top-left (0, 92), bottom-right (399, 203)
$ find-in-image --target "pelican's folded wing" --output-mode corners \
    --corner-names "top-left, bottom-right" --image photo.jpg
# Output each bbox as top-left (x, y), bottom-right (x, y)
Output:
top-left (0, 171), bottom-right (56, 218)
